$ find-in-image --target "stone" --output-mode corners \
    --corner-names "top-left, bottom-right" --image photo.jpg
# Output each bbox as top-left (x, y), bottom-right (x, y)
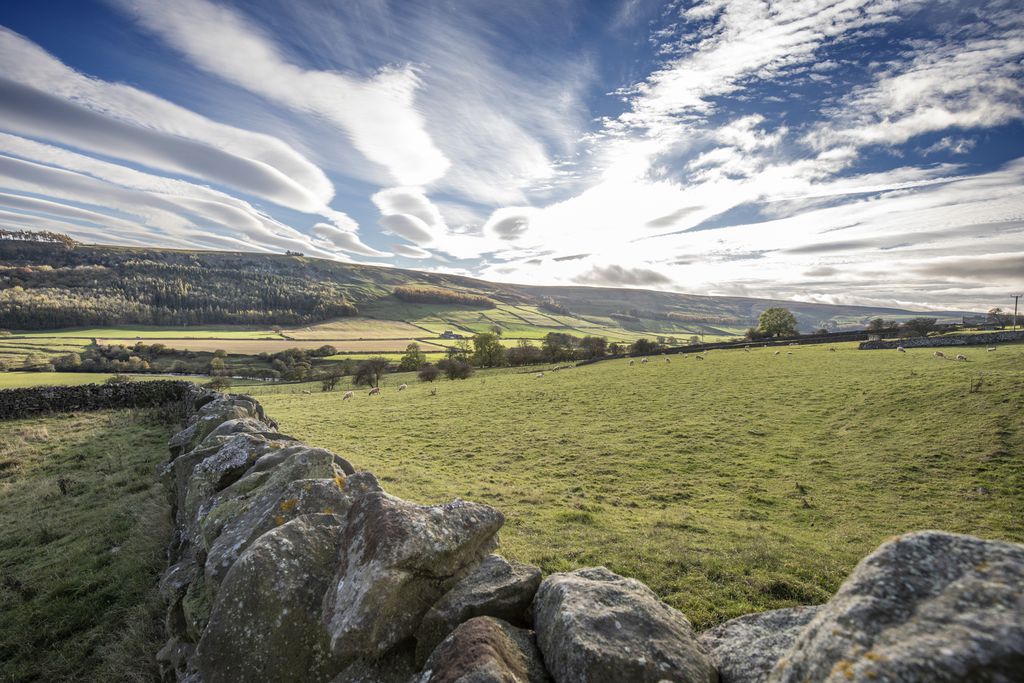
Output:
top-left (769, 530), bottom-right (1024, 682)
top-left (699, 606), bottom-right (819, 683)
top-left (416, 616), bottom-right (552, 683)
top-left (533, 567), bottom-right (717, 683)
top-left (416, 554), bottom-right (542, 664)
top-left (195, 514), bottom-right (347, 683)
top-left (323, 493), bottom-right (505, 659)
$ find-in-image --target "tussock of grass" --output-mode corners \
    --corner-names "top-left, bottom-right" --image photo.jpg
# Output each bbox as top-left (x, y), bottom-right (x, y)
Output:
top-left (254, 341), bottom-right (1024, 629)
top-left (0, 410), bottom-right (173, 682)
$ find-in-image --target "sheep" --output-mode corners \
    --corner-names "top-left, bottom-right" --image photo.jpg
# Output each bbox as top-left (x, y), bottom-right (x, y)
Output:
top-left (744, 347), bottom-right (751, 352)
top-left (773, 350), bottom-right (781, 356)
top-left (787, 351), bottom-right (793, 355)
top-left (368, 386), bottom-right (381, 396)
top-left (934, 351), bottom-right (946, 358)
top-left (664, 357), bottom-right (671, 363)
top-left (398, 383), bottom-right (407, 391)
top-left (695, 354), bottom-right (705, 361)
top-left (896, 346), bottom-right (906, 353)
top-left (828, 347), bottom-right (837, 352)
top-left (342, 390), bottom-right (354, 401)
top-left (628, 359), bottom-right (635, 366)
top-left (641, 357), bottom-right (649, 364)
top-left (987, 347), bottom-right (997, 352)
top-left (535, 372), bottom-right (545, 378)
top-left (301, 389), bottom-right (311, 395)
top-left (956, 353), bottom-right (968, 361)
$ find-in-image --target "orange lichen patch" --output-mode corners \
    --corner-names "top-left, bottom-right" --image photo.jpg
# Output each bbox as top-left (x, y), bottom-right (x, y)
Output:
top-left (302, 482), bottom-right (313, 492)
top-left (334, 473), bottom-right (346, 489)
top-left (831, 660), bottom-right (855, 680)
top-left (865, 651), bottom-right (888, 662)
top-left (274, 515), bottom-right (285, 526)
top-left (323, 507), bottom-right (334, 515)
top-left (278, 498), bottom-right (298, 513)
top-left (976, 561), bottom-right (990, 572)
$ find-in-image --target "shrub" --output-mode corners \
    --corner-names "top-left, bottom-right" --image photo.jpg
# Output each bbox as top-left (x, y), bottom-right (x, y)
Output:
top-left (418, 363), bottom-right (440, 382)
top-left (438, 358), bottom-right (474, 380)
top-left (353, 357), bottom-right (389, 388)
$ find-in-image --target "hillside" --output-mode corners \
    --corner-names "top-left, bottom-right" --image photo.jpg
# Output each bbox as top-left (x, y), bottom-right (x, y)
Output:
top-left (1, 236), bottom-right (971, 333)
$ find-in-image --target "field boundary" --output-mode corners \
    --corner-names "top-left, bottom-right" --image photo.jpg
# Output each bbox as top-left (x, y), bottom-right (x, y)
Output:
top-left (860, 330), bottom-right (1024, 349)
top-left (0, 380), bottom-right (193, 420)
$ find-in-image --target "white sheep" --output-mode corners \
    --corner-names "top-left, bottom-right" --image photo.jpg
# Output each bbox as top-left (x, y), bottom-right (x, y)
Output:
top-left (773, 350), bottom-right (781, 356)
top-left (641, 357), bottom-right (649, 364)
top-left (398, 383), bottom-right (408, 391)
top-left (368, 386), bottom-right (381, 396)
top-left (787, 351), bottom-right (793, 355)
top-left (535, 372), bottom-right (544, 378)
top-left (744, 347), bottom-right (750, 352)
top-left (828, 347), bottom-right (836, 352)
top-left (664, 357), bottom-right (671, 363)
top-left (628, 359), bottom-right (635, 366)
top-left (695, 354), bottom-right (705, 361)
top-left (934, 351), bottom-right (946, 358)
top-left (987, 347), bottom-right (997, 352)
top-left (342, 390), bottom-right (354, 401)
top-left (301, 389), bottom-right (311, 395)
top-left (956, 353), bottom-right (968, 361)
top-left (896, 346), bottom-right (906, 353)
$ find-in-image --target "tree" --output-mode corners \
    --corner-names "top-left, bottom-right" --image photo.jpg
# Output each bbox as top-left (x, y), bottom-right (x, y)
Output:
top-left (438, 358), bottom-right (474, 380)
top-left (506, 340), bottom-right (543, 366)
top-left (398, 342), bottom-right (427, 371)
top-left (472, 332), bottom-right (506, 367)
top-left (630, 338), bottom-right (660, 356)
top-left (209, 357), bottom-right (227, 376)
top-left (353, 357), bottom-right (389, 388)
top-left (418, 363), bottom-right (440, 382)
top-left (489, 324), bottom-right (503, 337)
top-left (206, 376), bottom-right (232, 391)
top-left (758, 307), bottom-right (798, 337)
top-left (867, 318), bottom-right (895, 333)
top-left (446, 340), bottom-right (471, 361)
top-left (902, 317), bottom-right (937, 338)
top-left (542, 332), bottom-right (578, 362)
top-left (988, 307), bottom-right (1011, 329)
top-left (321, 374), bottom-right (341, 392)
top-left (578, 336), bottom-right (607, 359)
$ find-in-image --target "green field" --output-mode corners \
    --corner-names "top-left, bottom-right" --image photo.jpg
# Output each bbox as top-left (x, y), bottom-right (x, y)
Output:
top-left (249, 342), bottom-right (1024, 628)
top-left (6, 326), bottom-right (285, 339)
top-left (0, 372), bottom-right (206, 389)
top-left (0, 409), bottom-right (175, 681)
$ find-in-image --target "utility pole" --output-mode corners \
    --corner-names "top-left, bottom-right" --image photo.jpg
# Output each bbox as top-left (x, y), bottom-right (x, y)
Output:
top-left (1013, 294), bottom-right (1021, 331)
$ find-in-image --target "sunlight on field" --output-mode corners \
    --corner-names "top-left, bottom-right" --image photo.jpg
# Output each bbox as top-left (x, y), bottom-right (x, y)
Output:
top-left (0, 372), bottom-right (205, 389)
top-left (255, 342), bottom-right (1024, 628)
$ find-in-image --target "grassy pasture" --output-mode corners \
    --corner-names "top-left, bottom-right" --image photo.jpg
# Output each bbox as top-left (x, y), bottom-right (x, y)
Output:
top-left (0, 372), bottom-right (206, 389)
top-left (282, 318), bottom-right (430, 339)
top-left (252, 342), bottom-right (1024, 628)
top-left (7, 326), bottom-right (284, 339)
top-left (91, 337), bottom-right (448, 354)
top-left (0, 410), bottom-right (175, 682)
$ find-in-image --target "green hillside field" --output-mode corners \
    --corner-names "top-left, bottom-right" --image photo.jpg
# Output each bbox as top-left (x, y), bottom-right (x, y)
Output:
top-left (246, 341), bottom-right (1024, 629)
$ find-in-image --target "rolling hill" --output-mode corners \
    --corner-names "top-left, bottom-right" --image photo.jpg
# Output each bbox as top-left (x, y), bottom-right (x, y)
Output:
top-left (1, 235), bottom-right (972, 335)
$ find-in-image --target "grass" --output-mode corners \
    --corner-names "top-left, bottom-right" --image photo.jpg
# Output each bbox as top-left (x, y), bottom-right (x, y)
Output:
top-left (0, 372), bottom-right (206, 389)
top-left (6, 326), bottom-right (284, 339)
top-left (0, 409), bottom-right (176, 682)
top-left (250, 342), bottom-right (1024, 629)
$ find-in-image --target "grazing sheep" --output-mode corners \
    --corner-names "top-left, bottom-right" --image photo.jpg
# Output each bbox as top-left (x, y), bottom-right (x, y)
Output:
top-left (342, 390), bottom-right (354, 401)
top-left (744, 347), bottom-right (750, 352)
top-left (301, 389), bottom-right (311, 395)
top-left (628, 359), bottom-right (635, 366)
top-left (828, 347), bottom-right (837, 352)
top-left (695, 354), bottom-right (705, 361)
top-left (896, 346), bottom-right (906, 353)
top-left (398, 383), bottom-right (407, 391)
top-left (368, 386), bottom-right (381, 396)
top-left (934, 351), bottom-right (946, 358)
top-left (641, 357), bottom-right (649, 364)
top-left (535, 372), bottom-right (544, 378)
top-left (956, 353), bottom-right (968, 361)
top-left (773, 350), bottom-right (781, 356)
top-left (665, 357), bottom-right (671, 363)
top-left (787, 351), bottom-right (793, 355)
top-left (987, 347), bottom-right (997, 352)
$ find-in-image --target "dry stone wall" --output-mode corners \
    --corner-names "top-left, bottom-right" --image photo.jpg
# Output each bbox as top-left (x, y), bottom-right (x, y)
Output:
top-left (0, 380), bottom-right (192, 420)
top-left (160, 388), bottom-right (1024, 682)
top-left (859, 329), bottom-right (1024, 349)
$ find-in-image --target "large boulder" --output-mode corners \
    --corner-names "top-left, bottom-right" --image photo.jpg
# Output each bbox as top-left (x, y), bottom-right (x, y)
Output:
top-left (416, 616), bottom-right (552, 683)
top-left (416, 554), bottom-right (542, 663)
top-left (769, 530), bottom-right (1024, 682)
top-left (699, 606), bottom-right (819, 683)
top-left (195, 514), bottom-right (347, 683)
top-left (323, 493), bottom-right (505, 659)
top-left (533, 567), bottom-right (717, 683)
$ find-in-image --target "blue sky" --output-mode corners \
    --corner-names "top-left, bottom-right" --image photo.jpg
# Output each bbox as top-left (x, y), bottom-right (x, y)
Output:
top-left (0, 0), bottom-right (1021, 310)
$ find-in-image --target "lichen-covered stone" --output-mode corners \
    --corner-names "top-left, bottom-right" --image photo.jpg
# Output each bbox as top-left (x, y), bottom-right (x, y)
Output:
top-left (533, 567), bottom-right (717, 683)
top-left (416, 554), bottom-right (542, 664)
top-left (323, 493), bottom-right (505, 659)
top-left (196, 514), bottom-right (347, 683)
top-left (699, 606), bottom-right (819, 683)
top-left (769, 530), bottom-right (1024, 682)
top-left (417, 616), bottom-right (551, 683)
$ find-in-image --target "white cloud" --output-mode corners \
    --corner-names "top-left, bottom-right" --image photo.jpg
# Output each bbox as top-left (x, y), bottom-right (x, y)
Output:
top-left (115, 0), bottom-right (449, 186)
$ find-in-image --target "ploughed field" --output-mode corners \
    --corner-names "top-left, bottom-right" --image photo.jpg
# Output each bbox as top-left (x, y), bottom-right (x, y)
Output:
top-left (252, 342), bottom-right (1024, 628)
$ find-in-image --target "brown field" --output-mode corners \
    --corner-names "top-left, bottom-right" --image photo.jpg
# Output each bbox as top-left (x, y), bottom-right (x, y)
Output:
top-left (93, 337), bottom-right (448, 354)
top-left (281, 318), bottom-right (430, 339)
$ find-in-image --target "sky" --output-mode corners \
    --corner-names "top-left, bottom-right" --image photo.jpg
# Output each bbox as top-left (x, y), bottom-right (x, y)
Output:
top-left (0, 0), bottom-right (1021, 311)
